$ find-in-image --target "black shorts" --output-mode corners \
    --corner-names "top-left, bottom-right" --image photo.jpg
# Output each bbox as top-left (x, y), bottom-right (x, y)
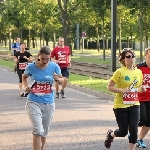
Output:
top-left (139, 101), bottom-right (150, 127)
top-left (61, 68), bottom-right (69, 79)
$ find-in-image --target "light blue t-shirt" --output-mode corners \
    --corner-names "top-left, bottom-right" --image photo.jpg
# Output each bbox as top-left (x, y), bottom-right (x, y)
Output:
top-left (11, 43), bottom-right (20, 50)
top-left (24, 61), bottom-right (61, 104)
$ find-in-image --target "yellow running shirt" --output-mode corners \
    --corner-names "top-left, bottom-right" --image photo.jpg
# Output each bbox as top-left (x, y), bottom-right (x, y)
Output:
top-left (111, 66), bottom-right (143, 109)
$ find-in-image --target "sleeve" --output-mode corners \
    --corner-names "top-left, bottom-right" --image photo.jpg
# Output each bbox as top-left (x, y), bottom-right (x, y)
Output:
top-left (55, 64), bottom-right (61, 75)
top-left (14, 52), bottom-right (17, 58)
top-left (27, 51), bottom-right (32, 57)
top-left (11, 43), bottom-right (15, 48)
top-left (24, 64), bottom-right (31, 76)
top-left (139, 71), bottom-right (143, 87)
top-left (111, 69), bottom-right (121, 84)
top-left (68, 47), bottom-right (71, 55)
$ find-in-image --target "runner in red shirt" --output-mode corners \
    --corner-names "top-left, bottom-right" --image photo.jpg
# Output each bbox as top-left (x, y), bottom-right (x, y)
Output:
top-left (51, 37), bottom-right (71, 98)
top-left (136, 48), bottom-right (150, 148)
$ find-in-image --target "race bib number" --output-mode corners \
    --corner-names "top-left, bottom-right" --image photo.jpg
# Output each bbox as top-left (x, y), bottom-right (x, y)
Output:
top-left (123, 88), bottom-right (138, 104)
top-left (31, 82), bottom-right (52, 95)
top-left (19, 63), bottom-right (28, 70)
top-left (58, 55), bottom-right (67, 63)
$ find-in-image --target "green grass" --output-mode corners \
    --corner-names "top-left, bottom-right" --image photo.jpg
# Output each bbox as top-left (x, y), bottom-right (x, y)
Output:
top-left (69, 73), bottom-right (112, 94)
top-left (71, 55), bottom-right (111, 65)
top-left (0, 59), bottom-right (14, 68)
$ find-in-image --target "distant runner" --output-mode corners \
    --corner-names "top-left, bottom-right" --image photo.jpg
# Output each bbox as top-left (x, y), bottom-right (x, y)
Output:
top-left (14, 42), bottom-right (33, 97)
top-left (51, 37), bottom-right (71, 98)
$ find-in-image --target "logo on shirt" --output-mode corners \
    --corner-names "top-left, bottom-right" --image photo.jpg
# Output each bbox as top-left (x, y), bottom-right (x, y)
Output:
top-left (44, 76), bottom-right (52, 79)
top-left (125, 76), bottom-right (130, 81)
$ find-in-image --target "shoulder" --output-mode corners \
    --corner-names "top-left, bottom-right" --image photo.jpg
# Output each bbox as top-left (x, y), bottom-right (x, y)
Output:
top-left (28, 62), bottom-right (35, 68)
top-left (52, 46), bottom-right (58, 51)
top-left (49, 61), bottom-right (58, 66)
top-left (64, 46), bottom-right (70, 49)
top-left (25, 51), bottom-right (32, 55)
top-left (136, 61), bottom-right (147, 68)
top-left (115, 67), bottom-right (123, 73)
top-left (134, 67), bottom-right (143, 74)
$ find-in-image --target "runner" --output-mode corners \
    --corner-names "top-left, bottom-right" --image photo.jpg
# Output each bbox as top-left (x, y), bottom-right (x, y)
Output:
top-left (104, 49), bottom-right (144, 150)
top-left (11, 37), bottom-right (21, 73)
top-left (14, 42), bottom-right (33, 97)
top-left (136, 47), bottom-right (150, 148)
top-left (11, 37), bottom-right (21, 55)
top-left (22, 46), bottom-right (64, 150)
top-left (51, 37), bottom-right (71, 98)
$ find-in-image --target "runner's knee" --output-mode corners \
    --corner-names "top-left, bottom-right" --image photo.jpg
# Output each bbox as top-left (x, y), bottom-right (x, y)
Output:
top-left (114, 129), bottom-right (128, 137)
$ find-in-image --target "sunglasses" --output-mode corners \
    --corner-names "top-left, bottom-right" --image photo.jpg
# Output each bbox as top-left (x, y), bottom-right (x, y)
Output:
top-left (60, 41), bottom-right (64, 42)
top-left (125, 55), bottom-right (135, 59)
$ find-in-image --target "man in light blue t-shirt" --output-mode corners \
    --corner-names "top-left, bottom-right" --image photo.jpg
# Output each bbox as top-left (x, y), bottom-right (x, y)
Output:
top-left (12, 37), bottom-right (21, 73)
top-left (11, 37), bottom-right (21, 55)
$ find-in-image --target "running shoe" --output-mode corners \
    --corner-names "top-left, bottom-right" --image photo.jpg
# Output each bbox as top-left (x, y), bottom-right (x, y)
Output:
top-left (136, 139), bottom-right (146, 148)
top-left (20, 93), bottom-right (25, 97)
top-left (24, 92), bottom-right (29, 97)
top-left (104, 129), bottom-right (114, 149)
top-left (56, 92), bottom-right (59, 98)
top-left (60, 90), bottom-right (65, 98)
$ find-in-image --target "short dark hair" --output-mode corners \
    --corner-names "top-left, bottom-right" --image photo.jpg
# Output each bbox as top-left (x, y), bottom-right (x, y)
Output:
top-left (39, 46), bottom-right (51, 55)
top-left (20, 42), bottom-right (26, 46)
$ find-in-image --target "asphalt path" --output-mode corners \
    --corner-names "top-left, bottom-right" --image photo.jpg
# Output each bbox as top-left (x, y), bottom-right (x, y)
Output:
top-left (0, 67), bottom-right (150, 150)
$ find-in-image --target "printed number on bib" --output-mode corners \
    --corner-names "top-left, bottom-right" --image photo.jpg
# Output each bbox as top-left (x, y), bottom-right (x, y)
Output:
top-left (123, 79), bottom-right (138, 104)
top-left (19, 63), bottom-right (28, 70)
top-left (123, 88), bottom-right (138, 104)
top-left (31, 82), bottom-right (52, 95)
top-left (58, 55), bottom-right (67, 63)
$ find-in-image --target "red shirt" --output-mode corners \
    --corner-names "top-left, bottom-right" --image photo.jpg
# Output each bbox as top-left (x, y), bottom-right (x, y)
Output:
top-left (51, 46), bottom-right (70, 68)
top-left (137, 62), bottom-right (150, 101)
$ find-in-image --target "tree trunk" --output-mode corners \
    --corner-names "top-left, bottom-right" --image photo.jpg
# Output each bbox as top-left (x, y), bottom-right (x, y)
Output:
top-left (127, 37), bottom-right (129, 48)
top-left (32, 37), bottom-right (35, 48)
top-left (118, 17), bottom-right (121, 53)
top-left (138, 5), bottom-right (143, 62)
top-left (9, 31), bottom-right (11, 51)
top-left (58, 0), bottom-right (71, 49)
top-left (102, 19), bottom-right (105, 60)
top-left (96, 25), bottom-right (100, 52)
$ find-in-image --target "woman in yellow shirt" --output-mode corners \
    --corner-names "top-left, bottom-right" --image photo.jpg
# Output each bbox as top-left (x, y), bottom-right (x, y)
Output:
top-left (104, 49), bottom-right (144, 150)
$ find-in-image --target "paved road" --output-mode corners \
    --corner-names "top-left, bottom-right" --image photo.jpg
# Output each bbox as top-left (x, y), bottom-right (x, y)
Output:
top-left (0, 67), bottom-right (150, 150)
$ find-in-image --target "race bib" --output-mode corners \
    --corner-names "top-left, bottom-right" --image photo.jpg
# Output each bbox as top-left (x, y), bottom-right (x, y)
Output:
top-left (123, 88), bottom-right (138, 104)
top-left (58, 55), bottom-right (67, 63)
top-left (31, 82), bottom-right (52, 95)
top-left (19, 63), bottom-right (28, 70)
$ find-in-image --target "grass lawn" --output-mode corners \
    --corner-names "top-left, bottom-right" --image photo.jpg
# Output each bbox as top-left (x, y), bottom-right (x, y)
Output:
top-left (0, 59), bottom-right (14, 68)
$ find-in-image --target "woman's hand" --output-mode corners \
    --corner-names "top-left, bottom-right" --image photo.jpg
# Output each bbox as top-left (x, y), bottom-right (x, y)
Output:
top-left (122, 87), bottom-right (130, 94)
top-left (25, 86), bottom-right (31, 93)
top-left (53, 73), bottom-right (59, 81)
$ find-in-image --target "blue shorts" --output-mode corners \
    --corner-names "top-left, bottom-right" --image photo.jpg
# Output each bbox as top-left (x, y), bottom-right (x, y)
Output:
top-left (61, 68), bottom-right (69, 79)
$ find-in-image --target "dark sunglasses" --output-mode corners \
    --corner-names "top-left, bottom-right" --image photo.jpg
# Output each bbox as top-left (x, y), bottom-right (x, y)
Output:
top-left (125, 55), bottom-right (135, 59)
